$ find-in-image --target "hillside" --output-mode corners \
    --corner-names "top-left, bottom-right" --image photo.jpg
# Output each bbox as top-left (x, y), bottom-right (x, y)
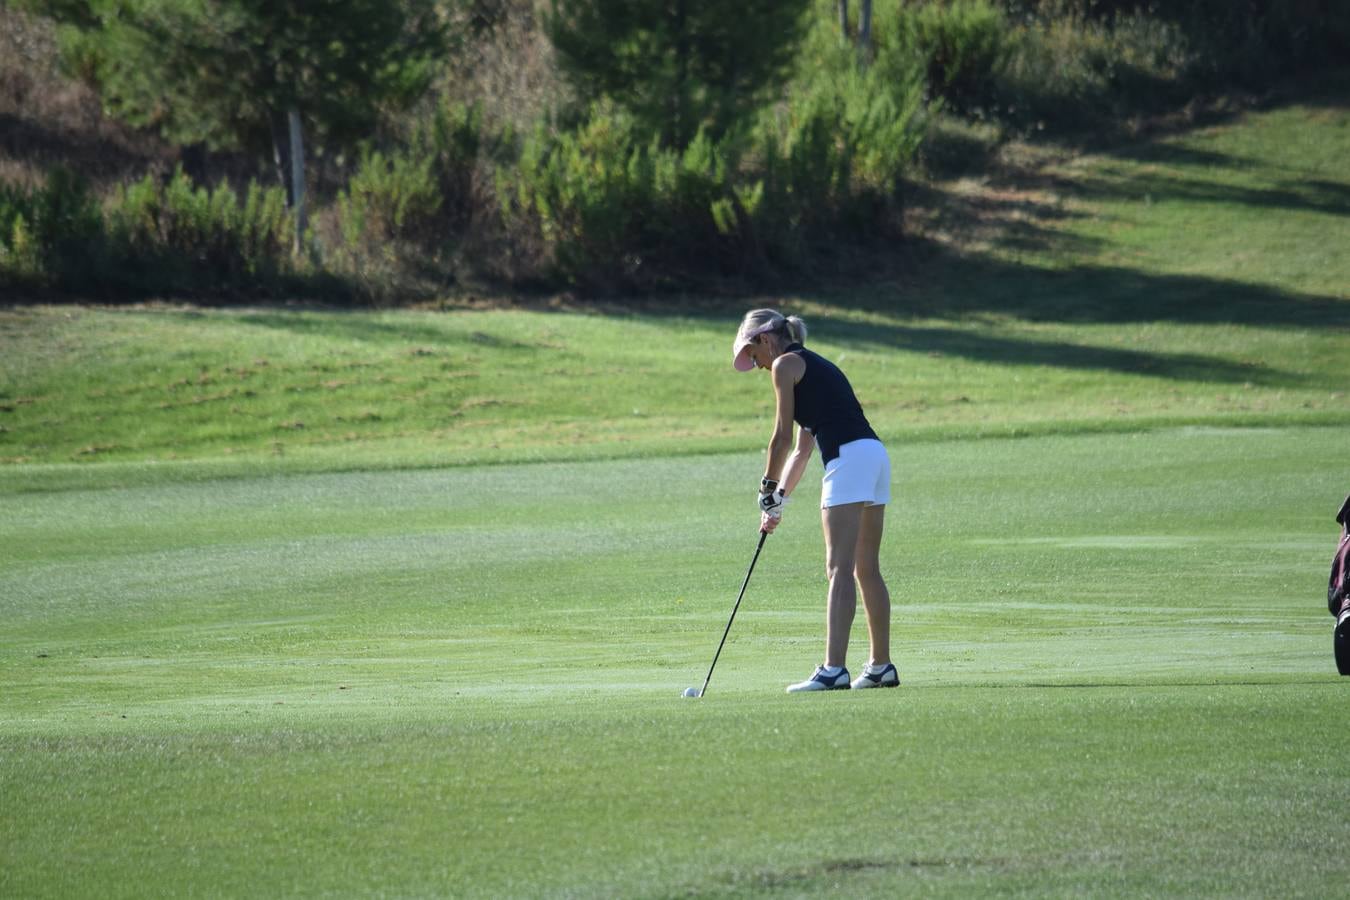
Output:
top-left (3, 81), bottom-right (1347, 481)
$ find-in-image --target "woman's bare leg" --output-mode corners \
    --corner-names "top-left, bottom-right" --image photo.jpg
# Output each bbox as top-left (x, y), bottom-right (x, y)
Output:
top-left (854, 503), bottom-right (890, 665)
top-left (822, 502), bottom-right (864, 668)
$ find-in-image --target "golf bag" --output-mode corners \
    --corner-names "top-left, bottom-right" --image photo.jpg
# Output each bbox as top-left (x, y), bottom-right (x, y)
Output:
top-left (1331, 494), bottom-right (1350, 618)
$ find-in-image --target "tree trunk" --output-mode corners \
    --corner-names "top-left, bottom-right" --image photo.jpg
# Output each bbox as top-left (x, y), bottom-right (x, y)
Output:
top-left (288, 108), bottom-right (307, 255)
top-left (837, 0), bottom-right (849, 44)
top-left (270, 110), bottom-right (292, 205)
top-left (673, 0), bottom-right (689, 148)
top-left (859, 0), bottom-right (872, 53)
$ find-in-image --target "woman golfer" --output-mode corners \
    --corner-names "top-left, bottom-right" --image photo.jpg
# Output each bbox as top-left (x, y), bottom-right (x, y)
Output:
top-left (732, 309), bottom-right (897, 692)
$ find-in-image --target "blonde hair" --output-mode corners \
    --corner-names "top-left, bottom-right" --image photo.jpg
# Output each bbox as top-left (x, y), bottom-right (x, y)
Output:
top-left (737, 308), bottom-right (808, 346)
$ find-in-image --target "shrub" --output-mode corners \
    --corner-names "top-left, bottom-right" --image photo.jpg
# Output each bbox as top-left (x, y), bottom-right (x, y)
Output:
top-left (995, 6), bottom-right (1194, 131)
top-left (0, 168), bottom-right (103, 290)
top-left (105, 169), bottom-right (293, 292)
top-left (755, 25), bottom-right (930, 253)
top-left (0, 210), bottom-right (44, 285)
top-left (498, 50), bottom-right (931, 290)
top-left (337, 150), bottom-right (441, 248)
top-left (900, 0), bottom-right (1010, 113)
top-left (500, 108), bottom-right (740, 288)
top-left (1030, 0), bottom-right (1350, 84)
top-left (2, 167), bottom-right (300, 295)
top-left (412, 100), bottom-right (491, 231)
top-left (1171, 0), bottom-right (1350, 86)
top-left (327, 101), bottom-right (505, 298)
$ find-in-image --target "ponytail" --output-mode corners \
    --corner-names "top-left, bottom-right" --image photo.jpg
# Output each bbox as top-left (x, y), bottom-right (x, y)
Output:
top-left (736, 308), bottom-right (809, 347)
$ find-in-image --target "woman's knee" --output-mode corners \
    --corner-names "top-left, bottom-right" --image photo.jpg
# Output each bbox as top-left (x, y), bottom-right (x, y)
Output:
top-left (825, 552), bottom-right (856, 581)
top-left (854, 558), bottom-right (882, 583)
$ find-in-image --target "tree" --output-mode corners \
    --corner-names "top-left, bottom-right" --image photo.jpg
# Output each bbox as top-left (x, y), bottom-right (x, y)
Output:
top-left (27, 0), bottom-right (448, 248)
top-left (546, 0), bottom-right (811, 149)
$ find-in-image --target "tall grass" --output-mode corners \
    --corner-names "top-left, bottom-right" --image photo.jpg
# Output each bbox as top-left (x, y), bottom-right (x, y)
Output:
top-left (0, 167), bottom-right (301, 298)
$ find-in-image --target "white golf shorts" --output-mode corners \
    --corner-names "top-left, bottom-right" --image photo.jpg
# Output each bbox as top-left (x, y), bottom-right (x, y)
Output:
top-left (820, 438), bottom-right (891, 509)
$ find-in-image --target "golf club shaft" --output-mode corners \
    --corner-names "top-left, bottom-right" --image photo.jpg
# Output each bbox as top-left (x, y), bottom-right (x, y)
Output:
top-left (700, 529), bottom-right (768, 697)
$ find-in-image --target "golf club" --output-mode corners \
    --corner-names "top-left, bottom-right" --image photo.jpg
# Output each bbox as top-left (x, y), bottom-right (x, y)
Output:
top-left (692, 529), bottom-right (769, 698)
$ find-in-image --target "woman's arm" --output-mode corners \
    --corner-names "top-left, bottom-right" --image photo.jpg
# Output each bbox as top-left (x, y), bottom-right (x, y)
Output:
top-left (763, 352), bottom-right (804, 484)
top-left (761, 427), bottom-right (814, 535)
top-left (778, 427), bottom-right (816, 498)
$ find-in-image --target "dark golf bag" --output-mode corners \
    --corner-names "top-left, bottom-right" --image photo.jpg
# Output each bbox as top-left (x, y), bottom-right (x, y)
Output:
top-left (1331, 494), bottom-right (1350, 676)
top-left (1330, 494), bottom-right (1350, 618)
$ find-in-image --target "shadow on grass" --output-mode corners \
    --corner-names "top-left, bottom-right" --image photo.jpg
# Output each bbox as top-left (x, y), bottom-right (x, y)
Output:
top-left (811, 248), bottom-right (1350, 330)
top-left (1064, 160), bottom-right (1350, 219)
top-left (205, 240), bottom-right (1331, 386)
top-left (823, 318), bottom-right (1297, 386)
top-left (228, 310), bottom-right (536, 352)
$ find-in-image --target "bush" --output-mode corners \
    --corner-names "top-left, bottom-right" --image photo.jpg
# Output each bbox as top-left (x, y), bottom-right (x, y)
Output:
top-left (413, 100), bottom-right (492, 231)
top-left (893, 0), bottom-right (1011, 114)
top-left (105, 169), bottom-right (294, 292)
top-left (498, 39), bottom-right (931, 289)
top-left (499, 108), bottom-right (740, 288)
top-left (0, 168), bottom-right (103, 290)
top-left (338, 150), bottom-right (441, 248)
top-left (1023, 0), bottom-right (1350, 84)
top-left (753, 22), bottom-right (930, 253)
top-left (0, 185), bottom-right (43, 286)
top-left (325, 101), bottom-right (505, 300)
top-left (1, 166), bottom-right (298, 296)
top-left (1169, 0), bottom-right (1350, 86)
top-left (998, 8), bottom-right (1194, 131)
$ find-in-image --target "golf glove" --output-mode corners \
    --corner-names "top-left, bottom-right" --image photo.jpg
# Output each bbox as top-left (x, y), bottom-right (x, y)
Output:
top-left (758, 486), bottom-right (788, 519)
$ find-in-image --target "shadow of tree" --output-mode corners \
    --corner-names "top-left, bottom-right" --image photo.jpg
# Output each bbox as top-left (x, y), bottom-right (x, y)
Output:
top-left (812, 318), bottom-right (1300, 386)
top-left (228, 311), bottom-right (527, 351)
top-left (804, 241), bottom-right (1350, 330)
top-left (1067, 163), bottom-right (1350, 218)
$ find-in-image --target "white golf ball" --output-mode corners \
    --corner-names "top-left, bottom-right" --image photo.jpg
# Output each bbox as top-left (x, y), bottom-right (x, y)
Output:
top-left (682, 687), bottom-right (700, 698)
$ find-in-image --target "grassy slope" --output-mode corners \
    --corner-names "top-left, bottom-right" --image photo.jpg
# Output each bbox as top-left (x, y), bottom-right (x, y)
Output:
top-left (2, 89), bottom-right (1348, 474)
top-left (2, 87), bottom-right (1350, 898)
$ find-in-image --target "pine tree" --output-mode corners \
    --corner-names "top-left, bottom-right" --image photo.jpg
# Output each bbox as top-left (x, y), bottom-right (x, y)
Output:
top-left (29, 0), bottom-right (448, 243)
top-left (546, 0), bottom-right (811, 149)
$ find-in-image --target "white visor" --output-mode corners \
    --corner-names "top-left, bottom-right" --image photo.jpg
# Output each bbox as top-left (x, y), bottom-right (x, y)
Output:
top-left (732, 323), bottom-right (776, 371)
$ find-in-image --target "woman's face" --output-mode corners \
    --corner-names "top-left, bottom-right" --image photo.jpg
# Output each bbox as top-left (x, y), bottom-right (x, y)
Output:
top-left (748, 334), bottom-right (778, 371)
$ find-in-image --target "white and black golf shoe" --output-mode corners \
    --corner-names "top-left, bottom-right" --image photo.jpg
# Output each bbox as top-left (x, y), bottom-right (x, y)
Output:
top-left (786, 665), bottom-right (851, 693)
top-left (850, 662), bottom-right (900, 689)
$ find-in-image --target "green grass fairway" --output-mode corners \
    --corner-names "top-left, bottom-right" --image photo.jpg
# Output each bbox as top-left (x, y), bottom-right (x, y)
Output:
top-left (3, 427), bottom-right (1348, 897)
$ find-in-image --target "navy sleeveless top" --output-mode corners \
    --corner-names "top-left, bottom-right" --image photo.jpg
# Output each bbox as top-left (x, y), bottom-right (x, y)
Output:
top-left (786, 343), bottom-right (879, 464)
